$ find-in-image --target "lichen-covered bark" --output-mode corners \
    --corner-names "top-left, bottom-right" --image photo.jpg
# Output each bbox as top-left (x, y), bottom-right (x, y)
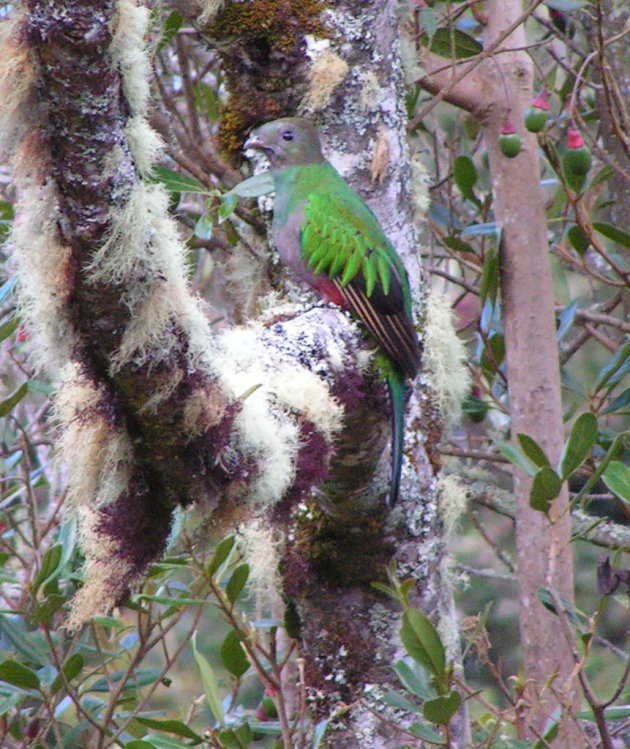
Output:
top-left (3, 0), bottom-right (368, 628)
top-left (207, 0), bottom-right (461, 746)
top-left (4, 0), bottom-right (459, 743)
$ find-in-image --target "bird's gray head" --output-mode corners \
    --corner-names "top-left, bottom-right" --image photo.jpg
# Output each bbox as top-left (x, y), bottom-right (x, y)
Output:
top-left (244, 117), bottom-right (324, 169)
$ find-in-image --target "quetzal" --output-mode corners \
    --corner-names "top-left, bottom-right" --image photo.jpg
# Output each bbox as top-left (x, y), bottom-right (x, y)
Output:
top-left (245, 118), bottom-right (421, 504)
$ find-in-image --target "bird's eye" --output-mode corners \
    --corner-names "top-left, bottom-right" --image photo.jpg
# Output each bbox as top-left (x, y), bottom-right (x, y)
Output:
top-left (282, 131), bottom-right (294, 141)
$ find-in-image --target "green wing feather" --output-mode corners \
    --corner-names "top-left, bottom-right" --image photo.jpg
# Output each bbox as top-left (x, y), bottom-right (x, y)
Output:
top-left (301, 191), bottom-right (420, 379)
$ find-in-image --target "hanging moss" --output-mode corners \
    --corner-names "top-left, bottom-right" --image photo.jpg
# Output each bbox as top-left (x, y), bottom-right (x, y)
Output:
top-left (202, 0), bottom-right (328, 160)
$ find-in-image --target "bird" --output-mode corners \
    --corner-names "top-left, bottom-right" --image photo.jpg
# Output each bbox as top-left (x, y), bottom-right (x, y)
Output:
top-left (244, 117), bottom-right (421, 504)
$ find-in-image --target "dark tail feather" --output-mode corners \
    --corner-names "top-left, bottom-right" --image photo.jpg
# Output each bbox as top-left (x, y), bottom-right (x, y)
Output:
top-left (387, 368), bottom-right (406, 506)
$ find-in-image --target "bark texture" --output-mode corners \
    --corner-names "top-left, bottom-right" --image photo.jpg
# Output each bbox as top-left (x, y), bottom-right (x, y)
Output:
top-left (4, 0), bottom-right (459, 744)
top-left (482, 2), bottom-right (581, 743)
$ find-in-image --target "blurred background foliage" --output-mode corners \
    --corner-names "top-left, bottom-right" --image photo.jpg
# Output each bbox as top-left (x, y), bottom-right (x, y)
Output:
top-left (0, 0), bottom-right (628, 746)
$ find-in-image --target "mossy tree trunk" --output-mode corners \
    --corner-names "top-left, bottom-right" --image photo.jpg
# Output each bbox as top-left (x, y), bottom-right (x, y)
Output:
top-left (5, 0), bottom-right (459, 745)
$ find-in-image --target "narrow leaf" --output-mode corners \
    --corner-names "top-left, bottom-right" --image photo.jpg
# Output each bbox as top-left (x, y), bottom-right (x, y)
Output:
top-left (400, 609), bottom-right (445, 681)
top-left (135, 717), bottom-right (203, 742)
top-left (496, 441), bottom-right (538, 477)
top-left (443, 236), bottom-right (475, 254)
top-left (192, 634), bottom-right (224, 725)
top-left (426, 28), bottom-right (482, 59)
top-left (408, 722), bottom-right (443, 741)
top-left (478, 244), bottom-right (499, 307)
top-left (0, 660), bottom-right (40, 691)
top-left (151, 166), bottom-right (208, 194)
top-left (0, 318), bottom-right (19, 343)
top-left (559, 412), bottom-right (597, 480)
top-left (595, 342), bottom-right (630, 392)
top-left (453, 155), bottom-right (478, 203)
top-left (517, 433), bottom-right (551, 469)
top-left (51, 654), bottom-right (84, 695)
top-left (157, 10), bottom-right (183, 52)
top-left (32, 544), bottom-right (63, 594)
top-left (207, 536), bottom-right (236, 577)
top-left (556, 299), bottom-right (578, 341)
top-left (593, 222), bottom-right (630, 249)
top-left (601, 388), bottom-right (630, 415)
top-left (226, 563), bottom-right (250, 604)
top-left (227, 171), bottom-right (274, 198)
top-left (0, 383), bottom-right (28, 417)
top-left (0, 277), bottom-right (17, 305)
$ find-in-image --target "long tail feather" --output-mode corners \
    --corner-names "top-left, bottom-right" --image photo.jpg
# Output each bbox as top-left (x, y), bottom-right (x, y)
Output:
top-left (387, 367), bottom-right (407, 506)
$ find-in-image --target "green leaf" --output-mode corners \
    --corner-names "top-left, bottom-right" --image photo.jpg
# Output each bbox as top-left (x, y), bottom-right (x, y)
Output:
top-left (192, 633), bottom-right (224, 725)
top-left (227, 171), bottom-right (274, 198)
top-left (517, 434), bottom-right (551, 469)
top-left (394, 659), bottom-right (434, 700)
top-left (544, 0), bottom-right (589, 10)
top-left (217, 728), bottom-right (243, 749)
top-left (157, 10), bottom-right (183, 52)
top-left (313, 717), bottom-right (331, 749)
top-left (478, 244), bottom-right (499, 307)
top-left (496, 441), bottom-right (538, 477)
top-left (207, 537), bottom-right (236, 577)
top-left (566, 225), bottom-right (589, 256)
top-left (453, 156), bottom-right (478, 203)
top-left (194, 212), bottom-right (213, 241)
top-left (595, 342), bottom-right (630, 392)
top-left (193, 82), bottom-right (220, 121)
top-left (462, 222), bottom-right (500, 238)
top-left (559, 412), bottom-right (597, 480)
top-left (426, 28), bottom-right (482, 59)
top-left (0, 660), bottom-right (40, 691)
top-left (134, 718), bottom-right (203, 743)
top-left (400, 609), bottom-right (445, 682)
top-left (0, 615), bottom-right (48, 666)
top-left (480, 333), bottom-right (505, 376)
top-left (0, 276), bottom-right (17, 305)
top-left (89, 667), bottom-right (161, 692)
top-left (602, 461), bottom-right (630, 502)
top-left (577, 706), bottom-right (630, 721)
top-left (0, 382), bottom-right (28, 417)
top-left (51, 654), bottom-right (84, 695)
top-left (408, 722), bottom-right (444, 741)
top-left (443, 236), bottom-right (476, 254)
top-left (530, 466), bottom-right (563, 512)
top-left (556, 299), bottom-right (578, 341)
top-left (601, 388), bottom-right (630, 415)
top-left (220, 630), bottom-right (249, 677)
top-left (593, 222), bottom-right (630, 248)
top-left (419, 6), bottom-right (437, 38)
top-left (422, 690), bottom-right (462, 725)
top-left (381, 689), bottom-right (423, 714)
top-left (0, 317), bottom-right (19, 343)
top-left (537, 588), bottom-right (589, 628)
top-left (31, 593), bottom-right (66, 625)
top-left (151, 166), bottom-right (208, 195)
top-left (32, 544), bottom-right (63, 594)
top-left (218, 192), bottom-right (238, 223)
top-left (125, 742), bottom-right (157, 749)
top-left (226, 563), bottom-right (250, 604)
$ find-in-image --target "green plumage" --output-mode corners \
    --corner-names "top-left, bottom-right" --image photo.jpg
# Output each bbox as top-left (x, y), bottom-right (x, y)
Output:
top-left (245, 118), bottom-right (421, 504)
